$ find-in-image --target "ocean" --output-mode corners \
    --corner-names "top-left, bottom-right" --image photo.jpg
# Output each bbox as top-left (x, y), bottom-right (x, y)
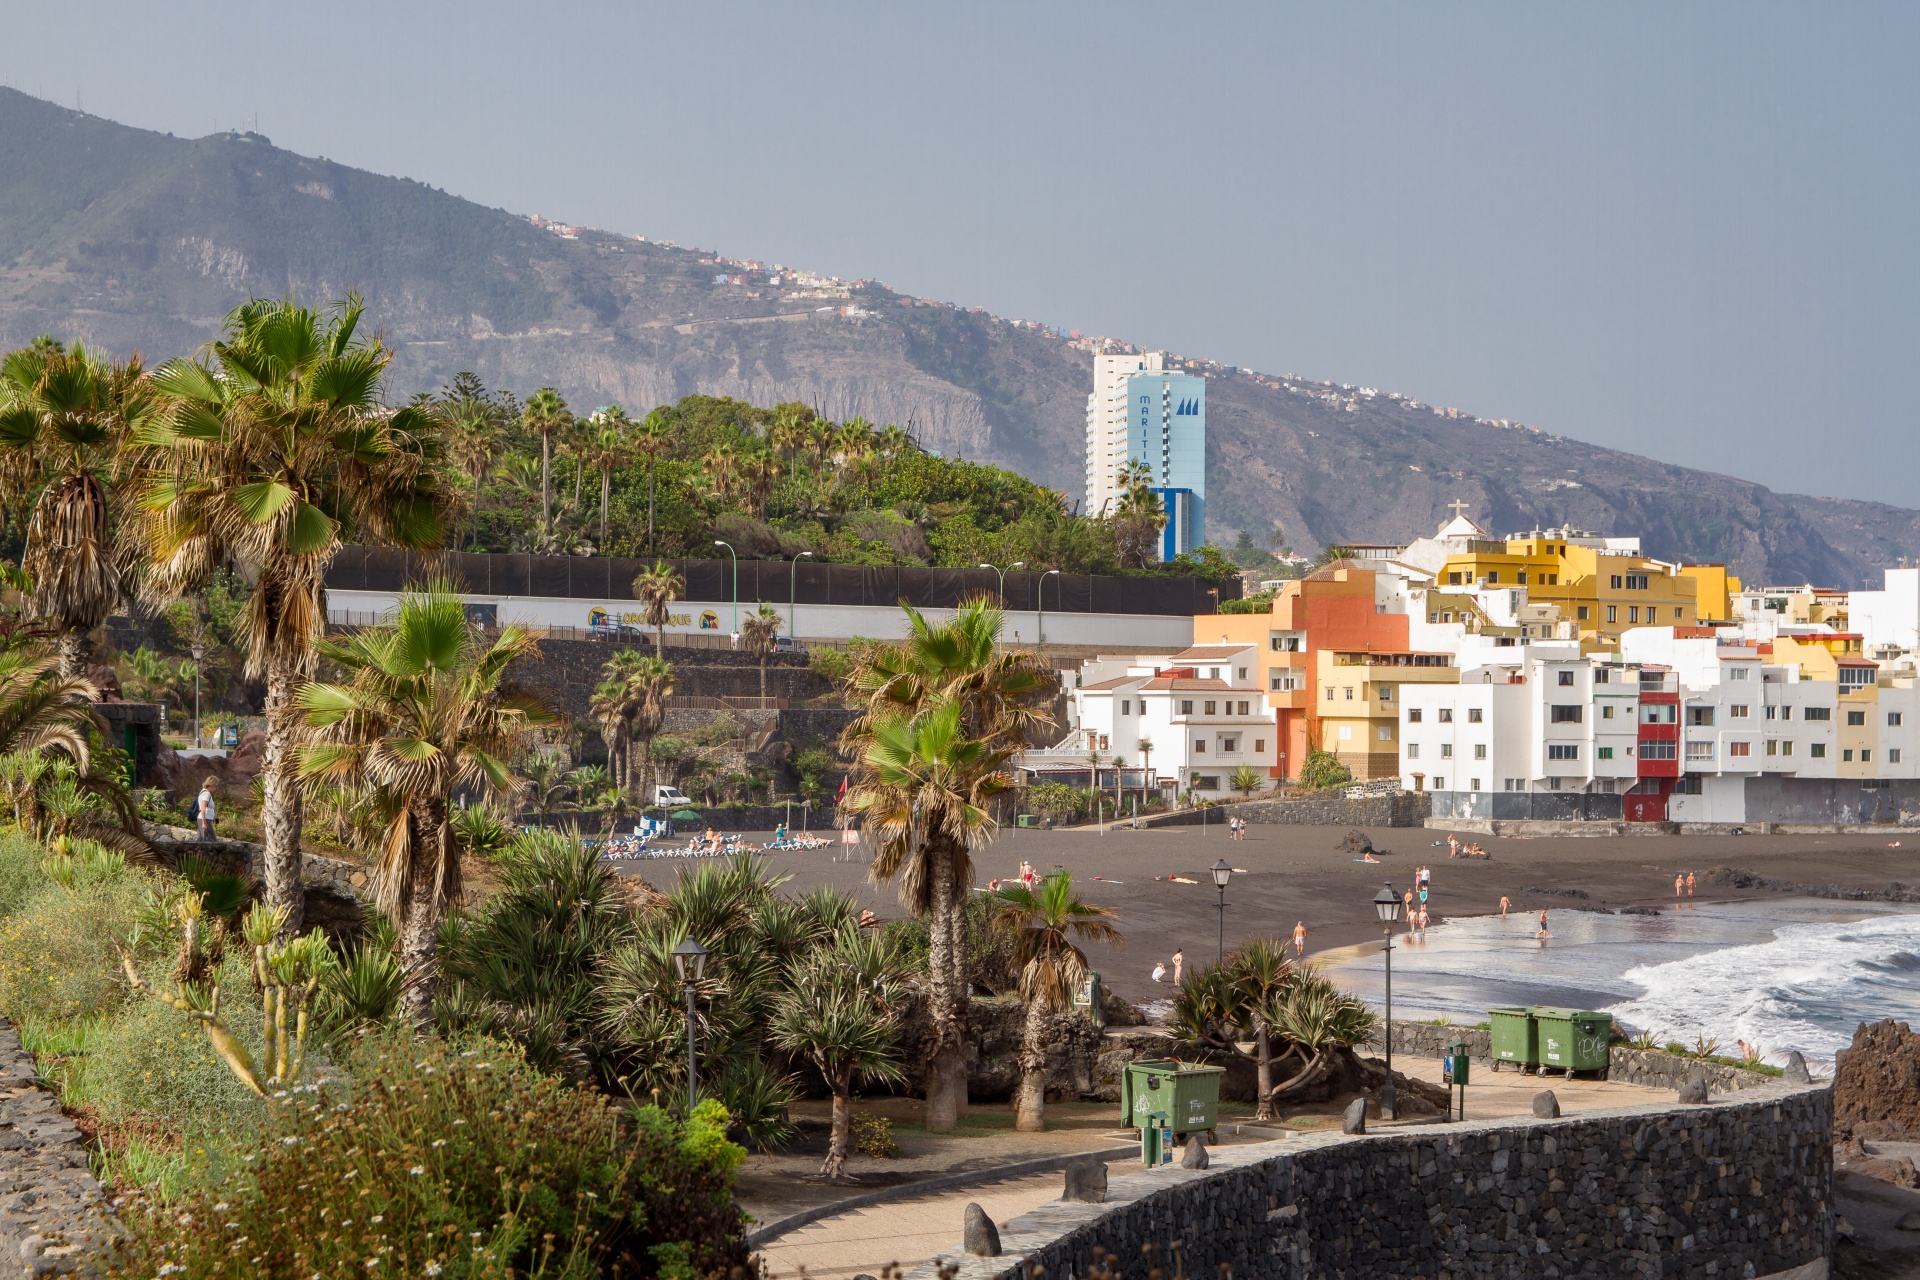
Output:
top-left (1314, 897), bottom-right (1920, 1071)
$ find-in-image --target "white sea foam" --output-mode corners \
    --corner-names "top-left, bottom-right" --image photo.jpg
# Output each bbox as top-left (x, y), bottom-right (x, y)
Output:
top-left (1606, 911), bottom-right (1920, 1070)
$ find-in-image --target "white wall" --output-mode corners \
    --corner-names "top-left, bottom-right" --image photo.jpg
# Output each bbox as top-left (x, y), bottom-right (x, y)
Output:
top-left (1851, 568), bottom-right (1920, 654)
top-left (328, 589), bottom-right (1198, 649)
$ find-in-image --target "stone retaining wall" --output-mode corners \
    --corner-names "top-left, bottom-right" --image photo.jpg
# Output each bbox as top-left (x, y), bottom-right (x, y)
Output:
top-left (1139, 792), bottom-right (1431, 829)
top-left (1383, 1020), bottom-right (1781, 1091)
top-left (913, 1080), bottom-right (1831, 1280)
top-left (0, 1015), bottom-right (111, 1278)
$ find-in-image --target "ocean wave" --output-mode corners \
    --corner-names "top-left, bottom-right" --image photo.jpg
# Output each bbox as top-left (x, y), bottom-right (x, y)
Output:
top-left (1606, 912), bottom-right (1920, 1069)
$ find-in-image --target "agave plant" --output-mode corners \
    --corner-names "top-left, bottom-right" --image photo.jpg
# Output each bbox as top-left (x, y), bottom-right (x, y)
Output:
top-left (1629, 1029), bottom-right (1659, 1052)
top-left (1693, 1033), bottom-right (1723, 1060)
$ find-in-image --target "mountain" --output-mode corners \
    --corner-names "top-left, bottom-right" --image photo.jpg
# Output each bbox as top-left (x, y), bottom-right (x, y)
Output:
top-left (2, 87), bottom-right (1914, 588)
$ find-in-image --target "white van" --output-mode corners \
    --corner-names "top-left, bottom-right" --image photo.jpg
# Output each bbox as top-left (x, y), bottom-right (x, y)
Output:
top-left (652, 784), bottom-right (694, 808)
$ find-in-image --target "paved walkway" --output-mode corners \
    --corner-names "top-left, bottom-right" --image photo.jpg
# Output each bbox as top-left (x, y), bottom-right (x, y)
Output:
top-left (1395, 1055), bottom-right (1669, 1119)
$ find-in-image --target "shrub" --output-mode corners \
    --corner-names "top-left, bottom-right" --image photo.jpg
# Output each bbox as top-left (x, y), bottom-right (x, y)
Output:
top-left (1027, 782), bottom-right (1087, 821)
top-left (0, 827), bottom-right (45, 921)
top-left (1296, 749), bottom-right (1353, 791)
top-left (852, 1113), bottom-right (899, 1158)
top-left (0, 870), bottom-right (157, 1026)
top-left (807, 645), bottom-right (851, 685)
top-left (100, 1031), bottom-right (755, 1280)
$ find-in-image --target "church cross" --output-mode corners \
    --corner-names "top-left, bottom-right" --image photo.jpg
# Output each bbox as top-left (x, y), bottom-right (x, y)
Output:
top-left (1447, 499), bottom-right (1471, 520)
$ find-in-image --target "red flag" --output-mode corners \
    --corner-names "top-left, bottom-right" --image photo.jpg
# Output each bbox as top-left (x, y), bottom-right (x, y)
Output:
top-left (836, 775), bottom-right (848, 802)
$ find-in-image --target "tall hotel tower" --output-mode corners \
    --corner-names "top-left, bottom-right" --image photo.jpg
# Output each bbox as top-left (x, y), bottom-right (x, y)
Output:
top-left (1084, 352), bottom-right (1206, 559)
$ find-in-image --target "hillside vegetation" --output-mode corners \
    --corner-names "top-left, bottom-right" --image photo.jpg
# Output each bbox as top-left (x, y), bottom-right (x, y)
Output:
top-left (1, 87), bottom-right (1914, 585)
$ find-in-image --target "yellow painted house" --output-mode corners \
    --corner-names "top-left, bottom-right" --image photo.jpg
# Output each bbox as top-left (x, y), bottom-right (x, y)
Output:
top-left (1435, 533), bottom-right (1737, 644)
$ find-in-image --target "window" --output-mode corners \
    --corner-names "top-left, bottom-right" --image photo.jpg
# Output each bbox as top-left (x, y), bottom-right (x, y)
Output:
top-left (1627, 606), bottom-right (1639, 623)
top-left (1254, 739), bottom-right (1265, 753)
top-left (1204, 701), bottom-right (1217, 715)
top-left (1237, 667), bottom-right (1249, 680)
top-left (1641, 741), bottom-right (1677, 760)
top-left (1626, 574), bottom-right (1649, 591)
top-left (1595, 668), bottom-right (1610, 684)
top-left (1433, 776), bottom-right (1445, 790)
top-left (1473, 743), bottom-right (1487, 759)
top-left (1804, 706), bottom-right (1831, 721)
top-left (1848, 710), bottom-right (1867, 726)
top-left (1194, 739), bottom-right (1206, 753)
top-left (1378, 726), bottom-right (1393, 742)
top-left (1781, 706), bottom-right (1793, 721)
top-left (1602, 705), bottom-right (1616, 719)
top-left (1270, 635), bottom-right (1302, 652)
top-left (1843, 748), bottom-right (1854, 761)
top-left (1194, 775), bottom-right (1220, 791)
top-left (1607, 605), bottom-right (1618, 623)
top-left (1344, 687), bottom-right (1355, 700)
top-left (1558, 671), bottom-right (1575, 686)
top-left (1598, 746), bottom-right (1614, 759)
top-left (1551, 705), bottom-right (1584, 723)
top-left (1686, 741), bottom-right (1715, 761)
top-left (1470, 778), bottom-right (1482, 792)
top-left (1221, 736), bottom-right (1239, 753)
top-left (1325, 688), bottom-right (1334, 702)
top-left (1765, 705), bottom-right (1777, 720)
top-left (1517, 571), bottom-right (1528, 585)
top-left (1809, 743), bottom-right (1825, 758)
top-left (1784, 741), bottom-right (1795, 757)
top-left (1380, 685), bottom-right (1394, 702)
top-left (1180, 700), bottom-right (1194, 715)
top-left (1577, 606), bottom-right (1590, 621)
top-left (1674, 775), bottom-right (1703, 795)
top-left (1841, 666), bottom-right (1878, 691)
top-left (1547, 744), bottom-right (1580, 761)
top-left (1610, 574), bottom-right (1623, 589)
top-left (1730, 741), bottom-right (1752, 757)
top-left (1674, 607), bottom-right (1684, 621)
top-left (1206, 668), bottom-right (1219, 680)
top-left (1893, 749), bottom-right (1903, 764)
top-left (1448, 572), bottom-right (1462, 585)
top-left (1688, 707), bottom-right (1715, 726)
top-left (1730, 704), bottom-right (1749, 718)
top-left (1236, 701), bottom-right (1249, 715)
top-left (1407, 743), bottom-right (1421, 759)
top-left (1892, 713), bottom-right (1905, 727)
top-left (1861, 748), bottom-right (1872, 762)
top-left (1438, 708), bottom-right (1454, 723)
top-left (1440, 744), bottom-right (1454, 758)
top-left (1407, 708), bottom-right (1424, 723)
top-left (1729, 667), bottom-right (1750, 681)
top-left (1641, 704), bottom-right (1677, 724)
top-left (1121, 700), bottom-right (1131, 715)
top-left (1469, 708), bottom-right (1484, 723)
top-left (1486, 572), bottom-right (1499, 585)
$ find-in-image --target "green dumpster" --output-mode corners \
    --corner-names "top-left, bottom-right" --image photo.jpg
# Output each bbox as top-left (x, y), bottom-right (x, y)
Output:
top-left (1121, 1060), bottom-right (1225, 1136)
top-left (1016, 814), bottom-right (1038, 828)
top-left (1488, 1007), bottom-right (1538, 1071)
top-left (1534, 1008), bottom-right (1613, 1074)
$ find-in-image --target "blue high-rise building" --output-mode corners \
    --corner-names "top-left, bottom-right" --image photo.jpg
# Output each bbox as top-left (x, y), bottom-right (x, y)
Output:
top-left (1085, 352), bottom-right (1207, 560)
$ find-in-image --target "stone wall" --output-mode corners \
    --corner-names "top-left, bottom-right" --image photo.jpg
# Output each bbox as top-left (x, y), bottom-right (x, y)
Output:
top-left (914, 1080), bottom-right (1832, 1280)
top-left (1140, 792), bottom-right (1431, 829)
top-left (0, 1015), bottom-right (111, 1278)
top-left (1383, 1020), bottom-right (1781, 1092)
top-left (515, 640), bottom-right (831, 722)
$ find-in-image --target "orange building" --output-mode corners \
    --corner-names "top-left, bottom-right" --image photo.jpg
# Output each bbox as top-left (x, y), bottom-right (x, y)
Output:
top-left (1196, 563), bottom-right (1421, 781)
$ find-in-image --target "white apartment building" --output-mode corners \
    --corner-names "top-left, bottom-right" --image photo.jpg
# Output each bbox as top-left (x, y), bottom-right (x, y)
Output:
top-left (1064, 644), bottom-right (1275, 793)
top-left (1850, 567), bottom-right (1920, 656)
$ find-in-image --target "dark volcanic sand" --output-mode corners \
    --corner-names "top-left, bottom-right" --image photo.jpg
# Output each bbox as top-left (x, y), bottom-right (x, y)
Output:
top-left (620, 824), bottom-right (1920, 1005)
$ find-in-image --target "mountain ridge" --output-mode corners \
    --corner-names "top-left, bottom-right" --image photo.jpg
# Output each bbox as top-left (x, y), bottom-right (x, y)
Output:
top-left (1, 86), bottom-right (1915, 587)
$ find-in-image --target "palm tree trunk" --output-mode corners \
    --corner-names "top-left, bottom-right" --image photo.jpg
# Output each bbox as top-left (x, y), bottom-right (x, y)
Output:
top-left (759, 656), bottom-right (768, 702)
top-left (646, 456), bottom-right (656, 554)
top-left (654, 624), bottom-right (665, 660)
top-left (260, 653), bottom-right (306, 937)
top-left (397, 809), bottom-right (443, 1027)
top-left (946, 894), bottom-right (970, 1118)
top-left (1253, 1020), bottom-right (1275, 1122)
top-left (600, 468), bottom-right (611, 545)
top-left (55, 628), bottom-right (90, 679)
top-left (924, 855), bottom-right (962, 1132)
top-left (541, 427), bottom-right (553, 536)
top-left (639, 737), bottom-right (653, 802)
top-left (823, 1075), bottom-right (853, 1179)
top-left (1014, 995), bottom-right (1050, 1131)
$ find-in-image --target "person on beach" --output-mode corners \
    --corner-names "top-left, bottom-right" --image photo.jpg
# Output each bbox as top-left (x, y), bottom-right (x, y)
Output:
top-left (1536, 908), bottom-right (1550, 941)
top-left (1151, 961), bottom-right (1167, 983)
top-left (1293, 921), bottom-right (1307, 955)
top-left (1686, 871), bottom-right (1696, 898)
top-left (1418, 885), bottom-right (1429, 908)
top-left (1447, 834), bottom-right (1460, 859)
top-left (195, 776), bottom-right (218, 840)
top-left (1171, 949), bottom-right (1185, 983)
top-left (1417, 904), bottom-right (1430, 932)
top-left (1674, 873), bottom-right (1684, 899)
top-left (1499, 894), bottom-right (1512, 918)
top-left (1403, 889), bottom-right (1415, 918)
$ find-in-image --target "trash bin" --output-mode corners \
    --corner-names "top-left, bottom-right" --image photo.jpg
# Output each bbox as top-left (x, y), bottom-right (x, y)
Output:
top-left (1121, 1059), bottom-right (1225, 1136)
top-left (1533, 1008), bottom-right (1613, 1075)
top-left (1488, 1007), bottom-right (1538, 1071)
top-left (1016, 814), bottom-right (1038, 828)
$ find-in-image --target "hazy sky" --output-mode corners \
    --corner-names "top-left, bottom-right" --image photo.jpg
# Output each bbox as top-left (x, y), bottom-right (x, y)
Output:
top-left (5, 3), bottom-right (1917, 504)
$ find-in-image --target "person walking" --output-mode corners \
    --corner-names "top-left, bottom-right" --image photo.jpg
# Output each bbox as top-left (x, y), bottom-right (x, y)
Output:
top-left (1293, 920), bottom-right (1307, 956)
top-left (194, 777), bottom-right (218, 841)
top-left (1499, 894), bottom-right (1511, 919)
top-left (1686, 870), bottom-right (1696, 898)
top-left (1536, 908), bottom-right (1550, 941)
top-left (1674, 873), bottom-right (1685, 899)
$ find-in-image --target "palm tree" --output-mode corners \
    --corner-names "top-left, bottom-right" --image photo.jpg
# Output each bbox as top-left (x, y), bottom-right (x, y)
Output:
top-left (842, 698), bottom-right (1011, 1132)
top-left (581, 407), bottom-right (633, 547)
top-left (769, 927), bottom-right (909, 1178)
top-left (0, 340), bottom-right (152, 675)
top-left (840, 599), bottom-right (1056, 1130)
top-left (297, 581), bottom-right (555, 1023)
top-left (629, 655), bottom-right (674, 801)
top-left (741, 602), bottom-right (780, 702)
top-left (441, 379), bottom-right (507, 551)
top-left (740, 446), bottom-right (781, 519)
top-left (633, 409), bottom-right (671, 553)
top-left (522, 387), bottom-right (570, 540)
top-left (1137, 736), bottom-right (1155, 808)
top-left (703, 442), bottom-right (742, 508)
top-left (591, 649), bottom-right (649, 794)
top-left (987, 872), bottom-right (1119, 1131)
top-left (631, 561), bottom-right (685, 658)
top-left (1170, 939), bottom-right (1296, 1122)
top-left (139, 293), bottom-right (446, 934)
top-left (1230, 764), bottom-right (1264, 800)
top-left (518, 753), bottom-right (576, 818)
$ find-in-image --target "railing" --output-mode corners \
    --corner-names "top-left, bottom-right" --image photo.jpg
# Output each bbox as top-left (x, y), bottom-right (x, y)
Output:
top-left (667, 696), bottom-right (789, 710)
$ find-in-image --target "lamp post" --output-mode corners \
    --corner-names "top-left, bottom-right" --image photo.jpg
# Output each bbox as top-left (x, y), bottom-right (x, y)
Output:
top-left (713, 541), bottom-right (738, 635)
top-left (672, 935), bottom-right (711, 1107)
top-left (1210, 858), bottom-right (1233, 962)
top-left (190, 643), bottom-right (206, 749)
top-left (789, 550), bottom-right (813, 640)
top-left (1373, 883), bottom-right (1403, 1120)
top-left (1038, 568), bottom-right (1061, 653)
top-left (978, 561), bottom-right (1024, 606)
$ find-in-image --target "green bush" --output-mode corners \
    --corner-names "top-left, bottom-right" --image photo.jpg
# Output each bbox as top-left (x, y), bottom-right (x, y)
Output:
top-left (100, 1031), bottom-right (755, 1280)
top-left (0, 827), bottom-right (44, 921)
top-left (0, 870), bottom-right (157, 1026)
top-left (1296, 749), bottom-right (1353, 791)
top-left (1027, 781), bottom-right (1087, 820)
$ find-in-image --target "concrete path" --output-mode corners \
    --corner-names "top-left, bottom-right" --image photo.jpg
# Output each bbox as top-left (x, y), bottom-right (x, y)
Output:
top-left (1396, 1055), bottom-right (1672, 1119)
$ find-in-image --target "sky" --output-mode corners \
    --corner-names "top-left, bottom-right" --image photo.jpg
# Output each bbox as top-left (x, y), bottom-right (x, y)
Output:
top-left (4, 2), bottom-right (1918, 505)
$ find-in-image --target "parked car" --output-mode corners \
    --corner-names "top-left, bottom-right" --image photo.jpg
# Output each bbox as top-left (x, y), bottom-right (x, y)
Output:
top-left (773, 636), bottom-right (808, 655)
top-left (652, 784), bottom-right (694, 807)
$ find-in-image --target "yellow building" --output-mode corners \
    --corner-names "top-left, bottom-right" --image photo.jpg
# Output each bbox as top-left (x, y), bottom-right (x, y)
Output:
top-left (1435, 534), bottom-right (1736, 644)
top-left (1315, 647), bottom-right (1456, 780)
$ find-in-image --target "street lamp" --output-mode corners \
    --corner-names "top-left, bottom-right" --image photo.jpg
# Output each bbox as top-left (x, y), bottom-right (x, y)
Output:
top-left (1038, 568), bottom-right (1062, 653)
top-left (1373, 883), bottom-right (1404, 1120)
top-left (672, 935), bottom-right (711, 1107)
top-left (190, 643), bottom-right (206, 749)
top-left (1210, 858), bottom-right (1233, 962)
top-left (978, 561), bottom-right (1024, 606)
top-left (712, 541), bottom-right (738, 636)
top-left (788, 551), bottom-right (814, 640)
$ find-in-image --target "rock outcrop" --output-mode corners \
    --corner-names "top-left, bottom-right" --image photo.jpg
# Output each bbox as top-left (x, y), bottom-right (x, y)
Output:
top-left (1836, 1019), bottom-right (1920, 1140)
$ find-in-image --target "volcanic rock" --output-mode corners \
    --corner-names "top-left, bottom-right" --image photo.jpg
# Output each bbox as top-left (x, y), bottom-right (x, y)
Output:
top-left (1835, 1019), bottom-right (1920, 1141)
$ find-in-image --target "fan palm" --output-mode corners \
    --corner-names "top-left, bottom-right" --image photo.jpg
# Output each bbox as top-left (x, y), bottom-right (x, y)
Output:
top-left (631, 561), bottom-right (685, 658)
top-left (591, 648), bottom-right (648, 793)
top-left (441, 382), bottom-right (507, 551)
top-left (296, 580), bottom-right (556, 1024)
top-left (628, 655), bottom-right (674, 801)
top-left (580, 407), bottom-right (634, 546)
top-left (841, 698), bottom-right (1010, 1131)
top-left (987, 872), bottom-right (1119, 1131)
top-left (741, 602), bottom-right (781, 701)
top-left (703, 442), bottom-right (742, 507)
top-left (633, 410), bottom-right (671, 553)
top-left (137, 293), bottom-right (446, 934)
top-left (521, 387), bottom-right (570, 539)
top-left (0, 340), bottom-right (153, 675)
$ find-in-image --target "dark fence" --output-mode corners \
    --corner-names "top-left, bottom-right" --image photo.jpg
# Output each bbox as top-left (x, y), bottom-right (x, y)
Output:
top-left (326, 549), bottom-right (1236, 617)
